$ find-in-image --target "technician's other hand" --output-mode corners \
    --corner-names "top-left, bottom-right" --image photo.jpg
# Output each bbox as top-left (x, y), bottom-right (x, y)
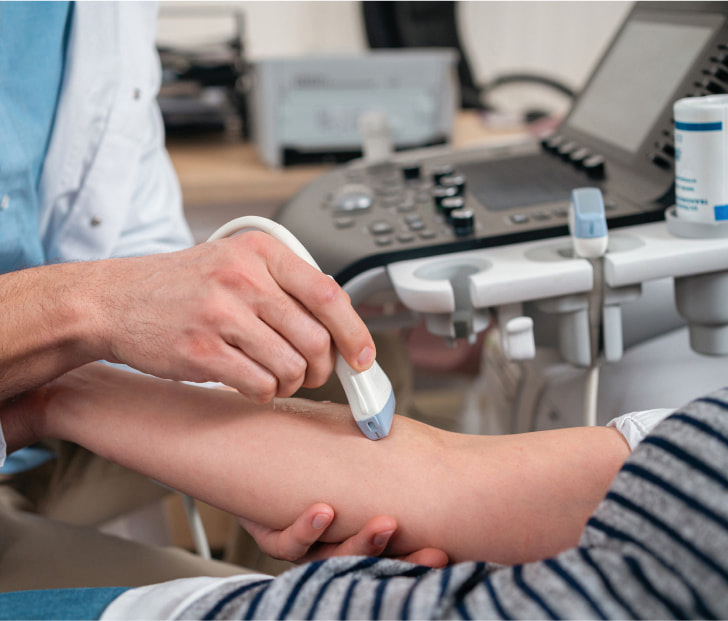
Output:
top-left (238, 503), bottom-right (449, 568)
top-left (94, 232), bottom-right (375, 401)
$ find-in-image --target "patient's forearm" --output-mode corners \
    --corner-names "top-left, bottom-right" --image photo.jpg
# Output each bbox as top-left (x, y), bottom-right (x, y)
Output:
top-left (33, 364), bottom-right (629, 564)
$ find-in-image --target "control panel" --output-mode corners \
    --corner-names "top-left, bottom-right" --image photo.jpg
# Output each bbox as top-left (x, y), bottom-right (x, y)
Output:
top-left (275, 2), bottom-right (728, 284)
top-left (278, 141), bottom-right (650, 283)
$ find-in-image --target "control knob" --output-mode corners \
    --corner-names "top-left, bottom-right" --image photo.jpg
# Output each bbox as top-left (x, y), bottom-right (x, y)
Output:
top-left (439, 196), bottom-right (465, 220)
top-left (432, 164), bottom-right (455, 185)
top-left (431, 185), bottom-right (458, 208)
top-left (451, 208), bottom-right (475, 236)
top-left (439, 174), bottom-right (466, 196)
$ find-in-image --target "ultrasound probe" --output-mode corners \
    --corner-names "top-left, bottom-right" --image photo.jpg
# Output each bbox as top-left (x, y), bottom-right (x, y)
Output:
top-left (207, 216), bottom-right (395, 440)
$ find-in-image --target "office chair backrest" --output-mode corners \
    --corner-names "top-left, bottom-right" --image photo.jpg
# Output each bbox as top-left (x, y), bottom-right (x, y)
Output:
top-left (361, 1), bottom-right (483, 109)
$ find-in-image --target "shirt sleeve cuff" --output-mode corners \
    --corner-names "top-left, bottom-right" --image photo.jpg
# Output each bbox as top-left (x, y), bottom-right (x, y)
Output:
top-left (607, 408), bottom-right (674, 451)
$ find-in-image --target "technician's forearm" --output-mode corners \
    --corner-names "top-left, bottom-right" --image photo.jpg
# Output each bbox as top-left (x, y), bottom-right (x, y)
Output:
top-left (0, 264), bottom-right (106, 399)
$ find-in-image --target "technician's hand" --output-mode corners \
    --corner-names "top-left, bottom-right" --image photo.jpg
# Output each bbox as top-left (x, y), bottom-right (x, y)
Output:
top-left (93, 232), bottom-right (375, 401)
top-left (238, 503), bottom-right (449, 568)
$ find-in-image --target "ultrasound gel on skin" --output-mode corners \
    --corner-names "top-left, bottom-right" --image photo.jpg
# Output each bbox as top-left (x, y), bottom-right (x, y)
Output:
top-left (674, 94), bottom-right (728, 223)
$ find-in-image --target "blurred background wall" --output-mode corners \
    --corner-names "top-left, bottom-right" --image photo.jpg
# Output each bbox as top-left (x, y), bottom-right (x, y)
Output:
top-left (156, 1), bottom-right (633, 119)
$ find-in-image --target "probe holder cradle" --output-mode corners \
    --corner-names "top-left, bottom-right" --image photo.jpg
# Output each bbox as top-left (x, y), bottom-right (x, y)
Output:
top-left (385, 239), bottom-right (595, 359)
top-left (534, 283), bottom-right (641, 368)
top-left (357, 209), bottom-right (728, 375)
top-left (388, 255), bottom-right (492, 347)
top-left (602, 209), bottom-right (728, 357)
top-left (665, 207), bottom-right (728, 356)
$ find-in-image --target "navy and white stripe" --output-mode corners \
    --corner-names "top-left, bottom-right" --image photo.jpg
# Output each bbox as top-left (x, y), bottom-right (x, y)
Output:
top-left (174, 389), bottom-right (728, 619)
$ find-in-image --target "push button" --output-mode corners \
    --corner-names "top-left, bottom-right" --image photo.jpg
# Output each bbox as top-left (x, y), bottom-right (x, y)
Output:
top-left (650, 153), bottom-right (672, 170)
top-left (541, 134), bottom-right (564, 152)
top-left (698, 78), bottom-right (726, 94)
top-left (583, 154), bottom-right (606, 179)
top-left (531, 211), bottom-right (551, 221)
top-left (401, 161), bottom-right (421, 181)
top-left (659, 142), bottom-right (675, 158)
top-left (334, 217), bottom-right (355, 229)
top-left (369, 220), bottom-right (394, 235)
top-left (709, 65), bottom-right (728, 83)
top-left (557, 141), bottom-right (578, 159)
top-left (431, 164), bottom-right (454, 185)
top-left (569, 147), bottom-right (591, 166)
top-left (334, 186), bottom-right (373, 212)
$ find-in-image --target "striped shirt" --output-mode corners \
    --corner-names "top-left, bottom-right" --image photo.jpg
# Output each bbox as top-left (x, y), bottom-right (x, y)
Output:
top-left (104, 388), bottom-right (728, 619)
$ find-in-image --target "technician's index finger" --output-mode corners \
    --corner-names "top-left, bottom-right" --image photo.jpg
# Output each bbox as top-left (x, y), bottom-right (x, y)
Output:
top-left (271, 252), bottom-right (376, 373)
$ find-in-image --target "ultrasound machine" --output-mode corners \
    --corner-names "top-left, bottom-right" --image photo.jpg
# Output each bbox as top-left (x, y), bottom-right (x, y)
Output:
top-left (275, 2), bottom-right (728, 432)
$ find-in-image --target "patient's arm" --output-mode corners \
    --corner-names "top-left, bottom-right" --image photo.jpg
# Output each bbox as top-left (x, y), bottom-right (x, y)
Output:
top-left (12, 363), bottom-right (629, 565)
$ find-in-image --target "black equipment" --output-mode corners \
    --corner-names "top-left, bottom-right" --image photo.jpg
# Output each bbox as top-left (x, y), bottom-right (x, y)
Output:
top-left (277, 2), bottom-right (728, 284)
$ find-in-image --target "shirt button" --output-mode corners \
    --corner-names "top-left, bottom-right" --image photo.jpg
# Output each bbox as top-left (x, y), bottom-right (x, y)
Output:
top-left (90, 216), bottom-right (102, 227)
top-left (0, 195), bottom-right (9, 210)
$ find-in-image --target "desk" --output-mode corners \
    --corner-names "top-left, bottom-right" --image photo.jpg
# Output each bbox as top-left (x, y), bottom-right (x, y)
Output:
top-left (166, 138), bottom-right (330, 209)
top-left (166, 111), bottom-right (528, 241)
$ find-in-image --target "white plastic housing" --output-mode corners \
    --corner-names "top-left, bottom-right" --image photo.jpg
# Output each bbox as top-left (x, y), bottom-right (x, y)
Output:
top-left (335, 356), bottom-right (395, 440)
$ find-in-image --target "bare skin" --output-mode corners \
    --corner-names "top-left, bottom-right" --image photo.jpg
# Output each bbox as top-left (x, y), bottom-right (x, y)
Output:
top-left (0, 231), bottom-right (375, 403)
top-left (0, 232), bottom-right (428, 563)
top-left (3, 363), bottom-right (630, 565)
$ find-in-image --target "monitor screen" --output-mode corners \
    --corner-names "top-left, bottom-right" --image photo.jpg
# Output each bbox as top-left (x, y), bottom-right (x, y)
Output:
top-left (567, 16), bottom-right (719, 153)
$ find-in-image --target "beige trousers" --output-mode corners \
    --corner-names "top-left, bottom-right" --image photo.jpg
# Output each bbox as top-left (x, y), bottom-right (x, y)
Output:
top-left (0, 441), bottom-right (251, 593)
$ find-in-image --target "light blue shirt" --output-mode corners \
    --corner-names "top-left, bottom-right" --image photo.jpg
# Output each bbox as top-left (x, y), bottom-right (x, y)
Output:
top-left (0, 1), bottom-right (73, 272)
top-left (0, 2), bottom-right (194, 470)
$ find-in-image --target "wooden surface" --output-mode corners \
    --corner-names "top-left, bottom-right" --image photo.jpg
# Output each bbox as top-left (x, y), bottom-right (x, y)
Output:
top-left (167, 136), bottom-right (330, 208)
top-left (166, 110), bottom-right (525, 210)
